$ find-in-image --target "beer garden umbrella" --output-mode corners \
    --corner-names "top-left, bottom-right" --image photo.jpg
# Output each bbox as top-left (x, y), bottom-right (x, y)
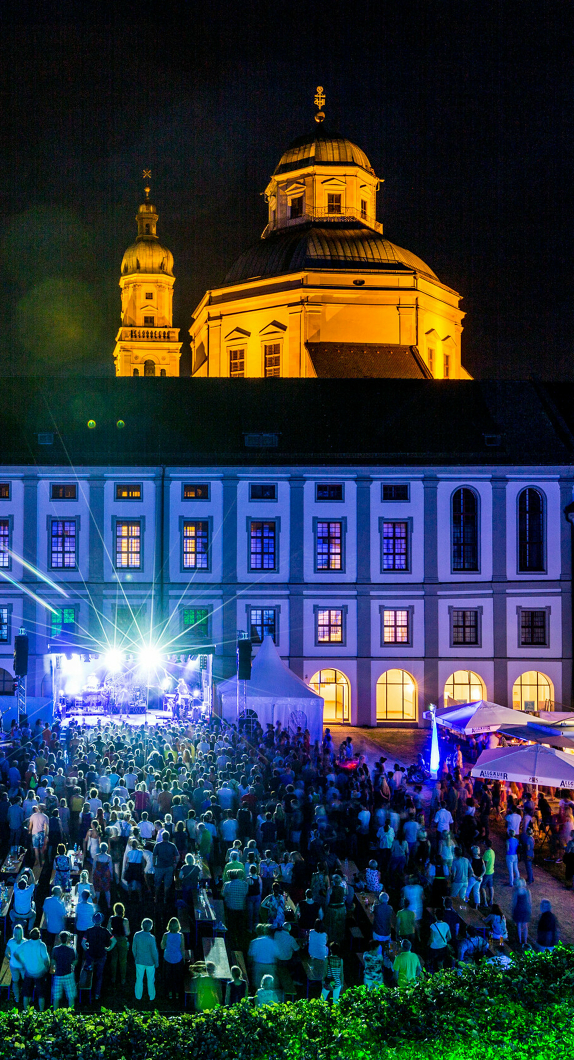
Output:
top-left (471, 744), bottom-right (574, 788)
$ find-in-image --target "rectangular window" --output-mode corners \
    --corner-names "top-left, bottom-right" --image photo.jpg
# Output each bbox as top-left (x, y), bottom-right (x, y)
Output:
top-left (264, 343), bottom-right (281, 377)
top-left (250, 521), bottom-right (276, 570)
top-left (115, 484), bottom-right (142, 500)
top-left (316, 521), bottom-right (342, 571)
top-left (316, 609), bottom-right (343, 643)
top-left (115, 604), bottom-right (146, 635)
top-left (183, 483), bottom-right (210, 500)
top-left (0, 607), bottom-right (8, 642)
top-left (249, 607), bottom-right (277, 644)
top-left (452, 609), bottom-right (479, 645)
top-left (50, 607), bottom-right (75, 638)
top-left (360, 198), bottom-right (367, 219)
top-left (382, 609), bottom-right (410, 644)
top-left (250, 483), bottom-right (276, 500)
top-left (316, 483), bottom-right (343, 501)
top-left (143, 316), bottom-right (154, 326)
top-left (115, 521), bottom-right (141, 569)
top-left (0, 484), bottom-right (9, 499)
top-left (145, 292), bottom-right (153, 300)
top-left (290, 196), bottom-right (303, 219)
top-left (520, 609), bottom-right (547, 646)
top-left (382, 521), bottom-right (408, 571)
top-left (428, 347), bottom-right (434, 374)
top-left (444, 353), bottom-right (450, 378)
top-left (182, 607), bottom-right (210, 638)
top-left (51, 483), bottom-right (77, 500)
top-left (382, 484), bottom-right (410, 501)
top-left (229, 348), bottom-right (245, 377)
top-left (182, 521), bottom-right (209, 569)
top-left (50, 519), bottom-right (77, 569)
top-left (0, 520), bottom-right (9, 569)
top-left (327, 193), bottom-right (342, 214)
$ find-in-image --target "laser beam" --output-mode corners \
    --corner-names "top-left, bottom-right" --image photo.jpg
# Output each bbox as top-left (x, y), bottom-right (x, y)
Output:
top-left (7, 549), bottom-right (69, 597)
top-left (0, 569), bottom-right (60, 614)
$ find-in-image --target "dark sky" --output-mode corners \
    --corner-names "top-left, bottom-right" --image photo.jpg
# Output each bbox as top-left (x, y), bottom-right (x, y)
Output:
top-left (0, 0), bottom-right (571, 378)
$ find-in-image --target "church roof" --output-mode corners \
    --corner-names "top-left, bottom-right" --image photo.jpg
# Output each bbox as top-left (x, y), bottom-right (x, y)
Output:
top-left (121, 237), bottom-right (174, 277)
top-left (224, 223), bottom-right (438, 285)
top-left (0, 378), bottom-right (571, 467)
top-left (274, 126), bottom-right (374, 175)
top-left (307, 343), bottom-right (432, 379)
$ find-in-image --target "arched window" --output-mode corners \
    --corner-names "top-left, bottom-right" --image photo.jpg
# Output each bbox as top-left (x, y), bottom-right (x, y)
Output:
top-left (143, 360), bottom-right (156, 377)
top-left (145, 223), bottom-right (150, 233)
top-left (376, 669), bottom-right (417, 722)
top-left (512, 671), bottom-right (553, 712)
top-left (452, 487), bottom-right (478, 571)
top-left (160, 369), bottom-right (166, 377)
top-left (444, 669), bottom-right (486, 707)
top-left (0, 668), bottom-right (14, 695)
top-left (133, 368), bottom-right (140, 376)
top-left (309, 669), bottom-right (350, 723)
top-left (518, 488), bottom-right (544, 572)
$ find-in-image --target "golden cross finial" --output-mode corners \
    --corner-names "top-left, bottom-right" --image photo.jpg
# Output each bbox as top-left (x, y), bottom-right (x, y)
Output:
top-left (143, 169), bottom-right (151, 180)
top-left (314, 85), bottom-right (326, 123)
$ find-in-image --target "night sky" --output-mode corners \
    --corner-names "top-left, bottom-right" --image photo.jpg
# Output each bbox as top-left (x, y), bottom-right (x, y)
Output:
top-left (0, 0), bottom-right (571, 378)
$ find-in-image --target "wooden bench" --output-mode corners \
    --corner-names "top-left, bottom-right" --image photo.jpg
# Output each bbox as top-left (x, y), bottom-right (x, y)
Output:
top-left (0, 955), bottom-right (12, 998)
top-left (202, 936), bottom-right (231, 980)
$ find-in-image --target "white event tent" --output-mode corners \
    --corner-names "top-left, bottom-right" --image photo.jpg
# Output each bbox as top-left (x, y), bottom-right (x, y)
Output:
top-left (425, 700), bottom-right (535, 734)
top-left (471, 744), bottom-right (574, 788)
top-left (217, 636), bottom-right (324, 743)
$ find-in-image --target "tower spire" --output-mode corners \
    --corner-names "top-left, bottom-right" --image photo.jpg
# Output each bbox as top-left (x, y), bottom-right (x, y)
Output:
top-left (314, 85), bottom-right (325, 124)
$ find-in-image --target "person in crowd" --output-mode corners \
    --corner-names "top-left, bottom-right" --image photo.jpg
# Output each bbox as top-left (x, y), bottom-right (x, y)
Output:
top-left (372, 891), bottom-right (394, 947)
top-left (75, 888), bottom-right (96, 949)
top-left (13, 926), bottom-right (50, 1011)
top-left (248, 924), bottom-right (278, 988)
top-left (511, 877), bottom-right (532, 947)
top-left (393, 939), bottom-right (423, 988)
top-left (256, 972), bottom-right (282, 1006)
top-left (321, 941), bottom-right (344, 1003)
top-left (109, 902), bottom-right (130, 986)
top-left (10, 868), bottom-right (36, 932)
top-left (224, 964), bottom-right (248, 1006)
top-left (123, 838), bottom-right (146, 897)
top-left (28, 805), bottom-right (49, 870)
top-left (92, 841), bottom-right (113, 910)
top-left (363, 939), bottom-right (385, 988)
top-left (484, 903), bottom-right (508, 946)
top-left (5, 924), bottom-right (26, 1003)
top-left (132, 917), bottom-right (159, 1001)
top-left (50, 930), bottom-right (77, 1009)
top-left (82, 910), bottom-right (115, 1001)
top-left (427, 910), bottom-right (451, 971)
top-left (190, 960), bottom-right (222, 1010)
top-left (506, 829), bottom-right (520, 886)
top-left (43, 885), bottom-right (67, 945)
top-left (53, 844), bottom-right (72, 892)
top-left (153, 829), bottom-right (179, 902)
top-left (536, 899), bottom-right (559, 952)
top-left (160, 917), bottom-right (186, 1003)
top-left (222, 867), bottom-right (249, 944)
top-left (307, 918), bottom-right (329, 988)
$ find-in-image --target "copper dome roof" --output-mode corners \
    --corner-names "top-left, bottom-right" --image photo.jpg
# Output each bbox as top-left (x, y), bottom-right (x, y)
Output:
top-left (274, 127), bottom-right (374, 175)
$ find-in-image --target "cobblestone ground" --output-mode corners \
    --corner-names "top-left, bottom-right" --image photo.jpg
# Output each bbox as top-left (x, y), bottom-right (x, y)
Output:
top-left (330, 725), bottom-right (574, 947)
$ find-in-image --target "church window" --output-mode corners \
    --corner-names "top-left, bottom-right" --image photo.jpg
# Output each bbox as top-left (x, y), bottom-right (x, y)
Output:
top-left (229, 348), bottom-right (245, 377)
top-left (428, 348), bottom-right (434, 373)
top-left (444, 353), bottom-right (450, 378)
top-left (518, 487), bottom-right (545, 572)
top-left (452, 487), bottom-right (479, 571)
top-left (160, 369), bottom-right (166, 376)
top-left (133, 369), bottom-right (140, 376)
top-left (360, 199), bottom-right (367, 219)
top-left (290, 196), bottom-right (303, 219)
top-left (264, 343), bottom-right (280, 377)
top-left (145, 224), bottom-right (150, 233)
top-left (145, 292), bottom-right (153, 300)
top-left (143, 316), bottom-right (154, 326)
top-left (327, 193), bottom-right (342, 214)
top-left (144, 360), bottom-right (155, 376)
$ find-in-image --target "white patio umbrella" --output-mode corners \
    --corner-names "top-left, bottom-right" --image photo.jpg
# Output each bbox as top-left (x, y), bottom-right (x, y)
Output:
top-left (424, 699), bottom-right (534, 735)
top-left (471, 744), bottom-right (574, 788)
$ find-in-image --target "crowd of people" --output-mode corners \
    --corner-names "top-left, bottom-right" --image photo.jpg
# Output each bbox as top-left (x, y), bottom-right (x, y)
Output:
top-left (0, 715), bottom-right (567, 1012)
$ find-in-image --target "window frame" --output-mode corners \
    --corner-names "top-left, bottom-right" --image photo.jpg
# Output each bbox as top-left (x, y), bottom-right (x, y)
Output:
top-left (379, 517), bottom-right (411, 574)
top-left (449, 605), bottom-right (483, 648)
top-left (381, 483), bottom-right (410, 502)
top-left (314, 605), bottom-right (347, 647)
top-left (182, 483), bottom-right (210, 501)
top-left (517, 487), bottom-right (546, 574)
top-left (114, 602), bottom-right (147, 638)
top-left (0, 603), bottom-right (12, 644)
top-left (181, 606), bottom-right (211, 640)
top-left (316, 483), bottom-right (344, 502)
top-left (115, 483), bottom-right (143, 501)
top-left (517, 605), bottom-right (550, 648)
top-left (180, 517), bottom-right (212, 573)
top-left (0, 515), bottom-right (13, 571)
top-left (451, 486), bottom-right (480, 574)
top-left (376, 668), bottom-right (418, 723)
top-left (313, 516), bottom-right (347, 574)
top-left (327, 192), bottom-right (342, 215)
top-left (247, 605), bottom-right (280, 645)
top-left (0, 483), bottom-right (10, 500)
top-left (143, 315), bottom-right (155, 326)
top-left (48, 516), bottom-right (79, 571)
top-left (249, 483), bottom-right (277, 501)
top-left (229, 346), bottom-right (245, 378)
top-left (50, 483), bottom-right (78, 501)
top-left (49, 605), bottom-right (77, 640)
top-left (247, 518), bottom-right (280, 573)
top-left (360, 198), bottom-right (367, 220)
top-left (379, 606), bottom-right (413, 647)
top-left (113, 517), bottom-right (143, 571)
top-left (263, 342), bottom-right (281, 378)
top-left (289, 195), bottom-right (304, 219)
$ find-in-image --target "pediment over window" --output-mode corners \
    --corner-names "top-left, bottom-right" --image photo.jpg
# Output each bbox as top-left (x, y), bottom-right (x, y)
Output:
top-left (320, 177), bottom-right (347, 188)
top-left (284, 181), bottom-right (306, 195)
top-left (260, 320), bottom-right (287, 336)
top-left (225, 327), bottom-right (251, 340)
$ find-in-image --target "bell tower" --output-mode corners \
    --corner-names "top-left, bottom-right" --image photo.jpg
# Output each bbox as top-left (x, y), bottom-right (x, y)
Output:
top-left (113, 175), bottom-right (182, 377)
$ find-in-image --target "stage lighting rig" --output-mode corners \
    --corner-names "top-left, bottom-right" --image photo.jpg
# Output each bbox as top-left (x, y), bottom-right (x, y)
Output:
top-left (104, 648), bottom-right (124, 672)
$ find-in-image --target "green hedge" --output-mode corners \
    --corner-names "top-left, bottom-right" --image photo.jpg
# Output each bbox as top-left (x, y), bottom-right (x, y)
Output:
top-left (0, 949), bottom-right (572, 1060)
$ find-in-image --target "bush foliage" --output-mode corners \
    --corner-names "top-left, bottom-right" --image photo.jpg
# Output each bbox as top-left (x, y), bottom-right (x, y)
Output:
top-left (0, 948), bottom-right (572, 1060)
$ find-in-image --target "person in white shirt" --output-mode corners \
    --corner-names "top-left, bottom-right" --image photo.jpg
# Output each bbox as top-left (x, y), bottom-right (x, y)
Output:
top-left (5, 925), bottom-right (26, 1002)
top-left (434, 806), bottom-right (454, 836)
top-left (43, 886), bottom-right (67, 939)
top-left (139, 813), bottom-right (155, 840)
top-left (14, 927), bottom-right (50, 1011)
top-left (273, 923), bottom-right (300, 963)
top-left (11, 869), bottom-right (36, 931)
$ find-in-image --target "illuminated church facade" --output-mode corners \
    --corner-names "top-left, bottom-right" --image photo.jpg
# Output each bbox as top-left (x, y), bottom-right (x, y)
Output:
top-left (0, 93), bottom-right (572, 731)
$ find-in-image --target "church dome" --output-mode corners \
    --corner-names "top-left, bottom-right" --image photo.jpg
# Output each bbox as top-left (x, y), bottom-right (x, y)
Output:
top-left (224, 223), bottom-right (438, 286)
top-left (120, 197), bottom-right (174, 276)
top-left (274, 126), bottom-right (374, 175)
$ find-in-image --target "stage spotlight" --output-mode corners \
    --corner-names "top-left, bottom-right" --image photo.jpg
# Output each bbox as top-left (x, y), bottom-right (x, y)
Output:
top-left (104, 648), bottom-right (123, 672)
top-left (192, 687), bottom-right (201, 698)
top-left (139, 646), bottom-right (162, 669)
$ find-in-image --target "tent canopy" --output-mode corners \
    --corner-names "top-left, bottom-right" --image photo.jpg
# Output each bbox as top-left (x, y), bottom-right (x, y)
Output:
top-left (426, 700), bottom-right (536, 734)
top-left (218, 636), bottom-right (324, 742)
top-left (471, 745), bottom-right (574, 787)
top-left (497, 721), bottom-right (574, 750)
